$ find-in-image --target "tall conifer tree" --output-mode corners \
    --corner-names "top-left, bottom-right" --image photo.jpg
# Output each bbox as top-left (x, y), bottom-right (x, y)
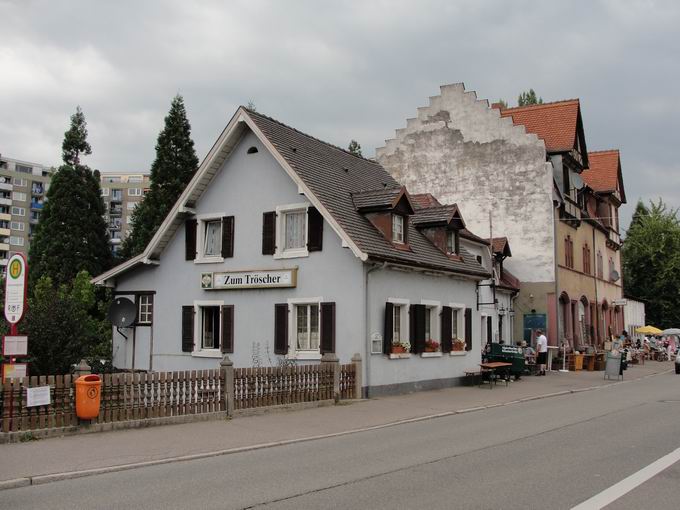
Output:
top-left (122, 95), bottom-right (199, 257)
top-left (29, 107), bottom-right (112, 286)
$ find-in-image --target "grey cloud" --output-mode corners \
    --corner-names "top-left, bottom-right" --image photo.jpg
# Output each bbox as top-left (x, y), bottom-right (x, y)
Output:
top-left (1, 0), bottom-right (678, 232)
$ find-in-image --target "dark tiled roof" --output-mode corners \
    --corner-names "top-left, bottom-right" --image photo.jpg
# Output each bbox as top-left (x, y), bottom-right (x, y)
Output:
top-left (499, 99), bottom-right (580, 153)
top-left (460, 228), bottom-right (490, 245)
top-left (411, 205), bottom-right (460, 227)
top-left (246, 109), bottom-right (489, 278)
top-left (351, 187), bottom-right (403, 211)
top-left (410, 193), bottom-right (442, 209)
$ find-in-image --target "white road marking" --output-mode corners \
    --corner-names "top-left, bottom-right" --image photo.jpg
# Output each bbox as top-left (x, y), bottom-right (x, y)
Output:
top-left (571, 446), bottom-right (680, 509)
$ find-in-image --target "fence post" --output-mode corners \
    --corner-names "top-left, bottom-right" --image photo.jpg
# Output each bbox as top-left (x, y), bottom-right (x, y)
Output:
top-left (220, 355), bottom-right (234, 417)
top-left (74, 359), bottom-right (91, 377)
top-left (351, 353), bottom-right (363, 399)
top-left (321, 353), bottom-right (340, 402)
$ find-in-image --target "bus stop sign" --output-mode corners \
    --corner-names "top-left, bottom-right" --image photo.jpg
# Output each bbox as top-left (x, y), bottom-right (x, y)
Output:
top-left (4, 253), bottom-right (27, 325)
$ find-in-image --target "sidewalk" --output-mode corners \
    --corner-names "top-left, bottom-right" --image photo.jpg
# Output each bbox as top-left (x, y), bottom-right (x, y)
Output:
top-left (0, 361), bottom-right (673, 487)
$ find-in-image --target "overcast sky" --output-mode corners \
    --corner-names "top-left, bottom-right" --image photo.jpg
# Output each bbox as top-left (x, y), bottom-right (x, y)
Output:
top-left (1, 0), bottom-right (678, 230)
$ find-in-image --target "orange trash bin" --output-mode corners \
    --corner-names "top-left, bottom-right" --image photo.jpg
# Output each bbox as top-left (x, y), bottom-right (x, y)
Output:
top-left (75, 374), bottom-right (102, 419)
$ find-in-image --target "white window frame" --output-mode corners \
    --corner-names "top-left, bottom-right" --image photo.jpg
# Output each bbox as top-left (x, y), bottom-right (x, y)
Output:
top-left (192, 300), bottom-right (224, 358)
top-left (194, 213), bottom-right (225, 264)
top-left (287, 296), bottom-right (323, 360)
top-left (137, 295), bottom-right (153, 325)
top-left (127, 202), bottom-right (137, 210)
top-left (421, 299), bottom-right (441, 343)
top-left (10, 221), bottom-right (24, 232)
top-left (9, 236), bottom-right (24, 246)
top-left (12, 192), bottom-right (26, 202)
top-left (11, 207), bottom-right (25, 216)
top-left (387, 297), bottom-right (410, 347)
top-left (13, 178), bottom-right (27, 187)
top-left (128, 188), bottom-right (142, 197)
top-left (275, 203), bottom-right (310, 259)
top-left (101, 188), bottom-right (110, 197)
top-left (127, 175), bottom-right (144, 183)
top-left (392, 214), bottom-right (404, 244)
top-left (449, 302), bottom-right (466, 341)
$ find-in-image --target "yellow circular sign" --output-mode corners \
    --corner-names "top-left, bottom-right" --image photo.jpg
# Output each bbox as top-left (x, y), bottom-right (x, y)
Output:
top-left (9, 259), bottom-right (22, 279)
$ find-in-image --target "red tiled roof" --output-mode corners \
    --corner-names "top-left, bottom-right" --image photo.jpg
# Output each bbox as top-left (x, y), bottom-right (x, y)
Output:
top-left (499, 99), bottom-right (580, 153)
top-left (499, 268), bottom-right (520, 291)
top-left (410, 193), bottom-right (442, 210)
top-left (582, 150), bottom-right (620, 193)
top-left (485, 237), bottom-right (511, 257)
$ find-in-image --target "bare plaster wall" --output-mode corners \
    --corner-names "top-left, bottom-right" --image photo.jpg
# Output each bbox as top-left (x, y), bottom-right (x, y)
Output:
top-left (376, 83), bottom-right (555, 285)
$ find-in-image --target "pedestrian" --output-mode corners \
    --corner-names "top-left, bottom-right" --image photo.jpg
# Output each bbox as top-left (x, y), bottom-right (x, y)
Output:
top-left (535, 329), bottom-right (548, 376)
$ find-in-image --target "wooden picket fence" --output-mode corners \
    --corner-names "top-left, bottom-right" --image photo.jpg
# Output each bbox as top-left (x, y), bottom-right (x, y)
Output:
top-left (0, 359), bottom-right (361, 434)
top-left (234, 364), bottom-right (334, 410)
top-left (0, 370), bottom-right (224, 433)
top-left (339, 363), bottom-right (356, 400)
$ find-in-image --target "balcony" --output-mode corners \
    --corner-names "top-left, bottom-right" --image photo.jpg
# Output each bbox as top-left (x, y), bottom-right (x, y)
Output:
top-left (109, 206), bottom-right (123, 216)
top-left (0, 213), bottom-right (11, 222)
top-left (0, 197), bottom-right (11, 206)
top-left (0, 228), bottom-right (9, 237)
top-left (0, 183), bottom-right (13, 192)
top-left (110, 237), bottom-right (122, 244)
top-left (31, 185), bottom-right (44, 196)
top-left (30, 200), bottom-right (44, 210)
top-left (607, 228), bottom-right (621, 249)
top-left (0, 243), bottom-right (9, 252)
top-left (110, 192), bottom-right (123, 203)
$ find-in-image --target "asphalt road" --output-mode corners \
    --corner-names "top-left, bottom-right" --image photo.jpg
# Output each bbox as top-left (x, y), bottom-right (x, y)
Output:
top-left (4, 372), bottom-right (679, 509)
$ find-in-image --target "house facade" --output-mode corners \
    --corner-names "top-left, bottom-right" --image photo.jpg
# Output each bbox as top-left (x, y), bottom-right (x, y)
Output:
top-left (94, 107), bottom-right (492, 396)
top-left (377, 84), bottom-right (626, 349)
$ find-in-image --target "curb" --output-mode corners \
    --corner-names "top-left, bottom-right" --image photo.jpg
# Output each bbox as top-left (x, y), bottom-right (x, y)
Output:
top-left (2, 368), bottom-right (672, 491)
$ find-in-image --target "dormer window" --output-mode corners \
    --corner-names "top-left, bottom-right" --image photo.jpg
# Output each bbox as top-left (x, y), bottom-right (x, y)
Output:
top-left (446, 230), bottom-right (460, 255)
top-left (392, 214), bottom-right (405, 244)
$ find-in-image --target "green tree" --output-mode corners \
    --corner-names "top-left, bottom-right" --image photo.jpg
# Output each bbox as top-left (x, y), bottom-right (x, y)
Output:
top-left (26, 271), bottom-right (112, 375)
top-left (517, 89), bottom-right (543, 106)
top-left (29, 108), bottom-right (112, 286)
top-left (122, 95), bottom-right (199, 257)
top-left (622, 199), bottom-right (680, 328)
top-left (348, 140), bottom-right (362, 157)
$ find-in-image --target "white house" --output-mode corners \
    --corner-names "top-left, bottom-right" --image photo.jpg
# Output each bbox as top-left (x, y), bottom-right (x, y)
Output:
top-left (94, 107), bottom-right (493, 396)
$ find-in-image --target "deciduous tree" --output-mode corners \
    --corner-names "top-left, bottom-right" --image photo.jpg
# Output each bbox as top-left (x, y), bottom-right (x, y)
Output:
top-left (517, 89), bottom-right (543, 106)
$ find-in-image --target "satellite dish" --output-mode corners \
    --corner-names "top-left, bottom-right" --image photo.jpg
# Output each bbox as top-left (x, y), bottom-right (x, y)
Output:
top-left (108, 297), bottom-right (137, 328)
top-left (572, 174), bottom-right (585, 190)
top-left (610, 270), bottom-right (620, 282)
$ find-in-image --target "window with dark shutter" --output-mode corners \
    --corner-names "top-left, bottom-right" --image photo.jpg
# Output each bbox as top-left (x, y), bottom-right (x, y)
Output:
top-left (185, 219), bottom-right (197, 261)
top-left (221, 216), bottom-right (234, 258)
top-left (307, 207), bottom-right (323, 252)
top-left (410, 304), bottom-right (426, 353)
top-left (464, 308), bottom-right (473, 351)
top-left (274, 303), bottom-right (288, 354)
top-left (221, 305), bottom-right (234, 353)
top-left (319, 302), bottom-right (335, 354)
top-left (441, 306), bottom-right (452, 353)
top-left (262, 211), bottom-right (276, 255)
top-left (383, 302), bottom-right (394, 354)
top-left (181, 305), bottom-right (194, 352)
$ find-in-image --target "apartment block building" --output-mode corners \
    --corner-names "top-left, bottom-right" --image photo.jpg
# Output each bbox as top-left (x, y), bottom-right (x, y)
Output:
top-left (0, 155), bottom-right (53, 266)
top-left (99, 172), bottom-right (150, 254)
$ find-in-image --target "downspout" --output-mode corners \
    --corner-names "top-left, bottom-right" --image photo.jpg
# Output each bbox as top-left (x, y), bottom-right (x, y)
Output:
top-left (364, 261), bottom-right (387, 397)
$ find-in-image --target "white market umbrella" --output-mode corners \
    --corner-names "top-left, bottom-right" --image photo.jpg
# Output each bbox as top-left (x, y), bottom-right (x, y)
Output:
top-left (661, 328), bottom-right (680, 336)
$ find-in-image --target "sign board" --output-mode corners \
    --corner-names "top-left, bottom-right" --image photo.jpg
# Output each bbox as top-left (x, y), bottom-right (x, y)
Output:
top-left (201, 268), bottom-right (297, 290)
top-left (612, 299), bottom-right (628, 306)
top-left (2, 335), bottom-right (28, 357)
top-left (26, 386), bottom-right (51, 407)
top-left (604, 354), bottom-right (622, 380)
top-left (2, 363), bottom-right (28, 381)
top-left (4, 253), bottom-right (27, 324)
top-left (370, 332), bottom-right (383, 354)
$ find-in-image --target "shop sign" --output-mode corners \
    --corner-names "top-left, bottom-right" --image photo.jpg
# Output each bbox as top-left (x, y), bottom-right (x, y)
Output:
top-left (612, 299), bottom-right (627, 306)
top-left (202, 268), bottom-right (297, 290)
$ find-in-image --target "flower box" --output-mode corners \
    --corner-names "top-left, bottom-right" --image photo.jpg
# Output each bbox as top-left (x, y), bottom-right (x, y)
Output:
top-left (421, 352), bottom-right (443, 358)
top-left (449, 351), bottom-right (466, 356)
top-left (389, 353), bottom-right (411, 359)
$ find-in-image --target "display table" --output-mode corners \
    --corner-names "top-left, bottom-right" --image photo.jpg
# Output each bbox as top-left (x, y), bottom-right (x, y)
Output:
top-left (583, 354), bottom-right (596, 371)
